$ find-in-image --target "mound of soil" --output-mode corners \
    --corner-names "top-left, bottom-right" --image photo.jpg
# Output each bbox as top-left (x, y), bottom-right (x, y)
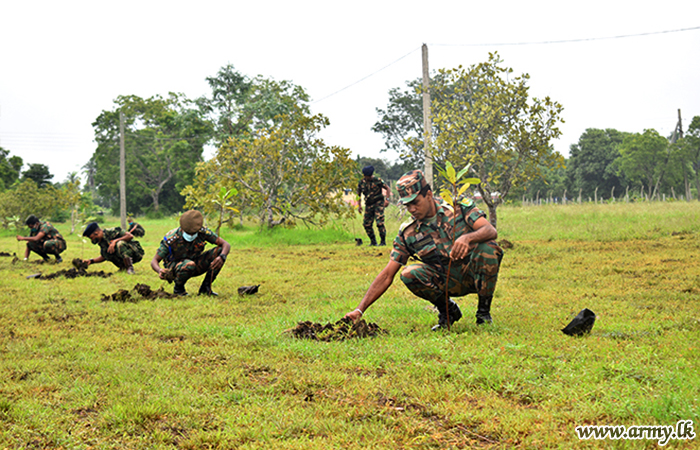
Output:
top-left (498, 239), bottom-right (514, 249)
top-left (160, 268), bottom-right (176, 282)
top-left (35, 267), bottom-right (112, 280)
top-left (288, 318), bottom-right (387, 342)
top-left (101, 283), bottom-right (180, 302)
top-left (72, 258), bottom-right (89, 270)
top-left (0, 251), bottom-right (14, 257)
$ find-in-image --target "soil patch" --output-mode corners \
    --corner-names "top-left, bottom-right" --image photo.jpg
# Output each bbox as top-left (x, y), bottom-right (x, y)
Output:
top-left (101, 283), bottom-right (180, 302)
top-left (33, 264), bottom-right (113, 280)
top-left (288, 318), bottom-right (387, 341)
top-left (0, 251), bottom-right (15, 257)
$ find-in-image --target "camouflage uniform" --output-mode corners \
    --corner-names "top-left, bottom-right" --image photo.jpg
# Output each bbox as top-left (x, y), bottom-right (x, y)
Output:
top-left (128, 220), bottom-right (145, 238)
top-left (95, 227), bottom-right (144, 269)
top-left (357, 175), bottom-right (388, 245)
top-left (27, 221), bottom-right (66, 259)
top-left (391, 197), bottom-right (503, 305)
top-left (156, 226), bottom-right (222, 286)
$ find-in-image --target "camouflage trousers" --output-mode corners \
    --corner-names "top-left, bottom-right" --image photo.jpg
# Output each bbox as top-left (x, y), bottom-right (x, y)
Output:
top-left (363, 201), bottom-right (386, 242)
top-left (27, 238), bottom-right (66, 258)
top-left (399, 241), bottom-right (503, 306)
top-left (103, 241), bottom-right (144, 269)
top-left (165, 247), bottom-right (223, 286)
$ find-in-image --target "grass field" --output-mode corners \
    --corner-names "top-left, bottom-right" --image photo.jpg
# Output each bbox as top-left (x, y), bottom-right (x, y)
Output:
top-left (0, 202), bottom-right (698, 449)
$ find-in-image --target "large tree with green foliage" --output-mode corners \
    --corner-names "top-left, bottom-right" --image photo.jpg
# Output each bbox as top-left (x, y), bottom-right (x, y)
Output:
top-left (198, 64), bottom-right (310, 147)
top-left (431, 53), bottom-right (564, 227)
top-left (675, 115), bottom-right (700, 200)
top-left (0, 180), bottom-right (60, 229)
top-left (21, 163), bottom-right (53, 188)
top-left (185, 107), bottom-right (355, 228)
top-left (616, 129), bottom-right (671, 199)
top-left (566, 128), bottom-right (629, 201)
top-left (0, 147), bottom-right (23, 191)
top-left (91, 93), bottom-right (212, 215)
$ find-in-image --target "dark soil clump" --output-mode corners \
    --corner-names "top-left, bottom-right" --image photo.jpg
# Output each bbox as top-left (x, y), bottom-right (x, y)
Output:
top-left (0, 251), bottom-right (14, 257)
top-left (72, 258), bottom-right (89, 270)
top-left (102, 283), bottom-right (180, 302)
top-left (288, 318), bottom-right (387, 341)
top-left (238, 285), bottom-right (260, 295)
top-left (35, 267), bottom-right (112, 280)
top-left (498, 239), bottom-right (514, 249)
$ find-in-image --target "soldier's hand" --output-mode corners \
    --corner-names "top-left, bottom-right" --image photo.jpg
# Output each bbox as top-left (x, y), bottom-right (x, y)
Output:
top-left (107, 241), bottom-right (116, 253)
top-left (210, 256), bottom-right (224, 271)
top-left (16, 235), bottom-right (21, 241)
top-left (83, 259), bottom-right (91, 266)
top-left (344, 308), bottom-right (363, 323)
top-left (157, 268), bottom-right (167, 279)
top-left (384, 199), bottom-right (390, 207)
top-left (451, 235), bottom-right (475, 261)
top-left (358, 206), bottom-right (363, 214)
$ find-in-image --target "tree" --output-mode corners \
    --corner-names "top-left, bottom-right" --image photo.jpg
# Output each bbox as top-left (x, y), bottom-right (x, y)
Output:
top-left (566, 128), bottom-right (628, 200)
top-left (616, 129), bottom-right (671, 199)
top-left (0, 180), bottom-right (59, 228)
top-left (0, 147), bottom-right (23, 191)
top-left (198, 64), bottom-right (310, 147)
top-left (21, 163), bottom-right (54, 188)
top-left (431, 53), bottom-right (564, 227)
top-left (372, 73), bottom-right (450, 168)
top-left (91, 93), bottom-right (212, 214)
top-left (185, 107), bottom-right (356, 228)
top-left (676, 115), bottom-right (700, 200)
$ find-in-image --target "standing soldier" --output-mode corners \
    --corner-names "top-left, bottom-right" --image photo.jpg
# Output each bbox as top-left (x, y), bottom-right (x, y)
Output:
top-left (82, 222), bottom-right (144, 274)
top-left (150, 210), bottom-right (231, 296)
top-left (16, 215), bottom-right (66, 263)
top-left (127, 217), bottom-right (146, 238)
top-left (357, 165), bottom-right (391, 246)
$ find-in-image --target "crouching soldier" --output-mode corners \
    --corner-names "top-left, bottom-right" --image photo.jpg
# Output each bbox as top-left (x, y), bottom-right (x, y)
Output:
top-left (17, 215), bottom-right (67, 263)
top-left (127, 217), bottom-right (146, 237)
top-left (150, 210), bottom-right (231, 296)
top-left (82, 222), bottom-right (144, 274)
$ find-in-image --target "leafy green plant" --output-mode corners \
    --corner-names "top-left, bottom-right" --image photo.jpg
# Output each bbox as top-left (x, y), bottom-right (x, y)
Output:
top-left (211, 186), bottom-right (239, 235)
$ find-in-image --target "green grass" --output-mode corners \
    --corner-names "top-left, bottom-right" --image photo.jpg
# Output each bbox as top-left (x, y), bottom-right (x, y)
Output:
top-left (0, 202), bottom-right (699, 448)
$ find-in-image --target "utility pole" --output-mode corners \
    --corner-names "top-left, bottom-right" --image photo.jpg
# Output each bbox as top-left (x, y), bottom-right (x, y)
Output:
top-left (421, 43), bottom-right (433, 187)
top-left (119, 110), bottom-right (127, 229)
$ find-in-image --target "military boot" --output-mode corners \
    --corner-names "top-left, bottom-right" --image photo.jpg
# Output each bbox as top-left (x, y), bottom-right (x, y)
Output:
top-left (379, 233), bottom-right (386, 246)
top-left (173, 283), bottom-right (188, 296)
top-left (123, 256), bottom-right (135, 275)
top-left (369, 238), bottom-right (378, 247)
top-left (198, 271), bottom-right (218, 296)
top-left (476, 295), bottom-right (493, 325)
top-left (431, 299), bottom-right (463, 331)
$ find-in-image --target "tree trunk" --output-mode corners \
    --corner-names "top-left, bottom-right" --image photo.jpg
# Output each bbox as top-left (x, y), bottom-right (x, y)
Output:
top-left (487, 202), bottom-right (498, 229)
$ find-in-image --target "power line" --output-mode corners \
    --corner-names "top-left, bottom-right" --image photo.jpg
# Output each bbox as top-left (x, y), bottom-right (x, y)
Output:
top-left (311, 47), bottom-right (421, 105)
top-left (430, 25), bottom-right (700, 47)
top-left (311, 25), bottom-right (700, 104)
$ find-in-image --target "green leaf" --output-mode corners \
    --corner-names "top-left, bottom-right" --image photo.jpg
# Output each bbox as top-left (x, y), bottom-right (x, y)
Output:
top-left (440, 189), bottom-right (453, 206)
top-left (458, 184), bottom-right (471, 196)
top-left (456, 164), bottom-right (471, 181)
top-left (446, 162), bottom-right (456, 184)
top-left (463, 177), bottom-right (481, 185)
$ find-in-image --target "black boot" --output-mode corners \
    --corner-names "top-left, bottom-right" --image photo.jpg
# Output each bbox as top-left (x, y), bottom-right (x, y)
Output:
top-left (431, 299), bottom-right (463, 331)
top-left (198, 271), bottom-right (218, 296)
top-left (173, 283), bottom-right (188, 296)
top-left (369, 238), bottom-right (378, 247)
top-left (55, 254), bottom-right (63, 263)
top-left (476, 295), bottom-right (493, 325)
top-left (379, 233), bottom-right (386, 246)
top-left (123, 256), bottom-right (135, 275)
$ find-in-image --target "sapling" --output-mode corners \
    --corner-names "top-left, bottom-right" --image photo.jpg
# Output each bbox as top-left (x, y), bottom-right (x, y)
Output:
top-left (435, 161), bottom-right (481, 330)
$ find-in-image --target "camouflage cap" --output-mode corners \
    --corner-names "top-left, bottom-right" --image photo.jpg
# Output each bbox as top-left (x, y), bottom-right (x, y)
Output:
top-left (180, 210), bottom-right (204, 234)
top-left (396, 170), bottom-right (427, 204)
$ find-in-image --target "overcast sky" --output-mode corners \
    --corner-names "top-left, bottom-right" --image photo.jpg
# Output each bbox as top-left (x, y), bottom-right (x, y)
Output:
top-left (1, 0), bottom-right (699, 183)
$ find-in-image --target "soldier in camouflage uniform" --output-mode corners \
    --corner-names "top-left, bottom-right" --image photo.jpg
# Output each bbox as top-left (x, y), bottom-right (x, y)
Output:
top-left (82, 222), bottom-right (144, 274)
top-left (357, 165), bottom-right (391, 246)
top-left (16, 215), bottom-right (66, 263)
top-left (150, 210), bottom-right (231, 296)
top-left (127, 217), bottom-right (146, 238)
top-left (345, 170), bottom-right (504, 330)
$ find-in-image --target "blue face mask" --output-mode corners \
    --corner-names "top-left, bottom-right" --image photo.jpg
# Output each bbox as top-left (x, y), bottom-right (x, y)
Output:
top-left (182, 231), bottom-right (198, 242)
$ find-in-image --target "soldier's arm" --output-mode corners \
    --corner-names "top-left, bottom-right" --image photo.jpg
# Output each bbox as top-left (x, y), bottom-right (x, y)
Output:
top-left (451, 217), bottom-right (497, 261)
top-left (84, 255), bottom-right (106, 265)
top-left (209, 237), bottom-right (231, 271)
top-left (151, 253), bottom-right (168, 278)
top-left (17, 231), bottom-right (46, 242)
top-left (345, 260), bottom-right (402, 321)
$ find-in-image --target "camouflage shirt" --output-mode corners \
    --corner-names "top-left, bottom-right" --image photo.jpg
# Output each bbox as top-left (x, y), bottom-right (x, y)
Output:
top-left (96, 227), bottom-right (128, 259)
top-left (390, 197), bottom-right (487, 270)
top-left (31, 221), bottom-right (64, 243)
top-left (357, 176), bottom-right (388, 206)
top-left (156, 227), bottom-right (219, 263)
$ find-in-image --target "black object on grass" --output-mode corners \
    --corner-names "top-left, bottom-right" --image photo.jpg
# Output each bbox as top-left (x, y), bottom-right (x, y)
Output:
top-left (562, 308), bottom-right (596, 336)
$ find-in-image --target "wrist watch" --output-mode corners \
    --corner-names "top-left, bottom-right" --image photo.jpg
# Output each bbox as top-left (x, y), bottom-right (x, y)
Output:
top-left (219, 254), bottom-right (227, 262)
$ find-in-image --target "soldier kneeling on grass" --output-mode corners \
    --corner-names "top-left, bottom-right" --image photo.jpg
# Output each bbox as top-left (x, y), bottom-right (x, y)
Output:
top-left (82, 222), bottom-right (144, 274)
top-left (16, 214), bottom-right (67, 263)
top-left (150, 210), bottom-right (231, 296)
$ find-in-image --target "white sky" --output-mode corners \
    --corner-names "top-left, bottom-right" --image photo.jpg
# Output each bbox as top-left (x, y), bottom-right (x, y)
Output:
top-left (1, 0), bottom-right (699, 183)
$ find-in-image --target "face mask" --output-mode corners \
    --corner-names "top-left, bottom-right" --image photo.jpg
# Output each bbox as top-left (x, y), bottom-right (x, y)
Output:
top-left (182, 231), bottom-right (198, 242)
